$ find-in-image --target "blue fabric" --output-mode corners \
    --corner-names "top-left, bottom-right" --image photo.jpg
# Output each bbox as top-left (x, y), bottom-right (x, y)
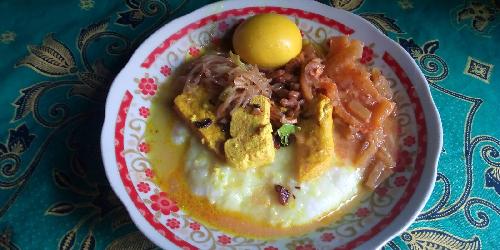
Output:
top-left (0, 0), bottom-right (498, 249)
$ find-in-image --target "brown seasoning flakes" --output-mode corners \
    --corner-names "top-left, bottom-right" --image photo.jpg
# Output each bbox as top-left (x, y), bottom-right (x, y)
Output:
top-left (274, 184), bottom-right (291, 205)
top-left (250, 103), bottom-right (262, 115)
top-left (193, 118), bottom-right (213, 128)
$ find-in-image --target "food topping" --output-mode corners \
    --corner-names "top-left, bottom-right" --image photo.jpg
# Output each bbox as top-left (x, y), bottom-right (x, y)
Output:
top-left (272, 133), bottom-right (281, 149)
top-left (217, 120), bottom-right (230, 133)
top-left (274, 184), bottom-right (291, 205)
top-left (224, 95), bottom-right (275, 169)
top-left (174, 86), bottom-right (228, 156)
top-left (323, 36), bottom-right (397, 188)
top-left (182, 54), bottom-right (272, 122)
top-left (250, 103), bottom-right (262, 115)
top-left (233, 14), bottom-right (302, 68)
top-left (175, 34), bottom-right (397, 189)
top-left (193, 118), bottom-right (213, 128)
top-left (250, 103), bottom-right (261, 109)
top-left (276, 124), bottom-right (300, 147)
top-left (295, 95), bottom-right (335, 182)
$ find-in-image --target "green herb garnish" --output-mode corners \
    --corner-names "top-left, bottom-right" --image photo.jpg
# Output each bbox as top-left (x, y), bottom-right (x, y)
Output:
top-left (277, 124), bottom-right (300, 146)
top-left (229, 51), bottom-right (248, 70)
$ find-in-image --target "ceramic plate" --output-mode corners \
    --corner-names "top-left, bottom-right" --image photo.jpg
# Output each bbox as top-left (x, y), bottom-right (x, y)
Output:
top-left (101, 0), bottom-right (442, 249)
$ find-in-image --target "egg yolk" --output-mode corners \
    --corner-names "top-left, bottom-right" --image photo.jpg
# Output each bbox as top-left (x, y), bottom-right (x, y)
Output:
top-left (232, 13), bottom-right (302, 69)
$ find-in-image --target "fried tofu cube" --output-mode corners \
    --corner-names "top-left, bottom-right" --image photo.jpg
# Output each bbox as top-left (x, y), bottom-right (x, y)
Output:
top-left (296, 95), bottom-right (334, 182)
top-left (224, 95), bottom-right (275, 169)
top-left (174, 86), bottom-right (227, 156)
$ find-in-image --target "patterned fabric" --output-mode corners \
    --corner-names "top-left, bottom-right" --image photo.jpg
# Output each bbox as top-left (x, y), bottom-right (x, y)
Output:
top-left (0, 0), bottom-right (498, 249)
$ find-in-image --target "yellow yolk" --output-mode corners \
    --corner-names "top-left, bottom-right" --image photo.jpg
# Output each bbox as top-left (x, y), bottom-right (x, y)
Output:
top-left (232, 14), bottom-right (302, 68)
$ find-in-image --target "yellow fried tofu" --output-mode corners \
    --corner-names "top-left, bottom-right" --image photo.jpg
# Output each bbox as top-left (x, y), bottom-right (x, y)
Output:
top-left (296, 95), bottom-right (334, 182)
top-left (174, 86), bottom-right (227, 156)
top-left (224, 95), bottom-right (275, 169)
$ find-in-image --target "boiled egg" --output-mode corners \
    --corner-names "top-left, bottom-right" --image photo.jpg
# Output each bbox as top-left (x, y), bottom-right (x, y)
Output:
top-left (233, 13), bottom-right (302, 68)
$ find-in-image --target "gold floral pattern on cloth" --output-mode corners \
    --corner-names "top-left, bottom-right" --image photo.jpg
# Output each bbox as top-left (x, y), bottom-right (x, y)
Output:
top-left (451, 1), bottom-right (499, 36)
top-left (106, 232), bottom-right (157, 250)
top-left (0, 228), bottom-right (19, 250)
top-left (16, 34), bottom-right (77, 77)
top-left (401, 228), bottom-right (481, 250)
top-left (0, 31), bottom-right (15, 44)
top-left (398, 0), bottom-right (414, 10)
top-left (80, 0), bottom-right (95, 11)
top-left (360, 13), bottom-right (404, 35)
top-left (0, 0), bottom-right (499, 249)
top-left (457, 2), bottom-right (496, 32)
top-left (464, 56), bottom-right (494, 83)
top-left (330, 0), bottom-right (364, 11)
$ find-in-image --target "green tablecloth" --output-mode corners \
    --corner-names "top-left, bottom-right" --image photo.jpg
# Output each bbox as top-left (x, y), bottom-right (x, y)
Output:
top-left (0, 0), bottom-right (498, 249)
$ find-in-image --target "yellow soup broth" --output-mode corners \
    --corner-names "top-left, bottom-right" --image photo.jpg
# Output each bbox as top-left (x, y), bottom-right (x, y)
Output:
top-left (145, 81), bottom-right (369, 239)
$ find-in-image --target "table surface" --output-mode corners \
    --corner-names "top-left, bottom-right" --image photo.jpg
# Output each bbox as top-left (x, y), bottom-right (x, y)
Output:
top-left (0, 0), bottom-right (498, 249)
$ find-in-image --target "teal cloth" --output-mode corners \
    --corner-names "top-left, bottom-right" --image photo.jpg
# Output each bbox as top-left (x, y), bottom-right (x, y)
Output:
top-left (0, 0), bottom-right (498, 249)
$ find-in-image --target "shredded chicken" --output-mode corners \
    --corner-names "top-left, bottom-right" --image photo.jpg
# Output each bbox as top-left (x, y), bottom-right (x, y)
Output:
top-left (184, 54), bottom-right (236, 92)
top-left (183, 53), bottom-right (271, 121)
top-left (216, 65), bottom-right (272, 118)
